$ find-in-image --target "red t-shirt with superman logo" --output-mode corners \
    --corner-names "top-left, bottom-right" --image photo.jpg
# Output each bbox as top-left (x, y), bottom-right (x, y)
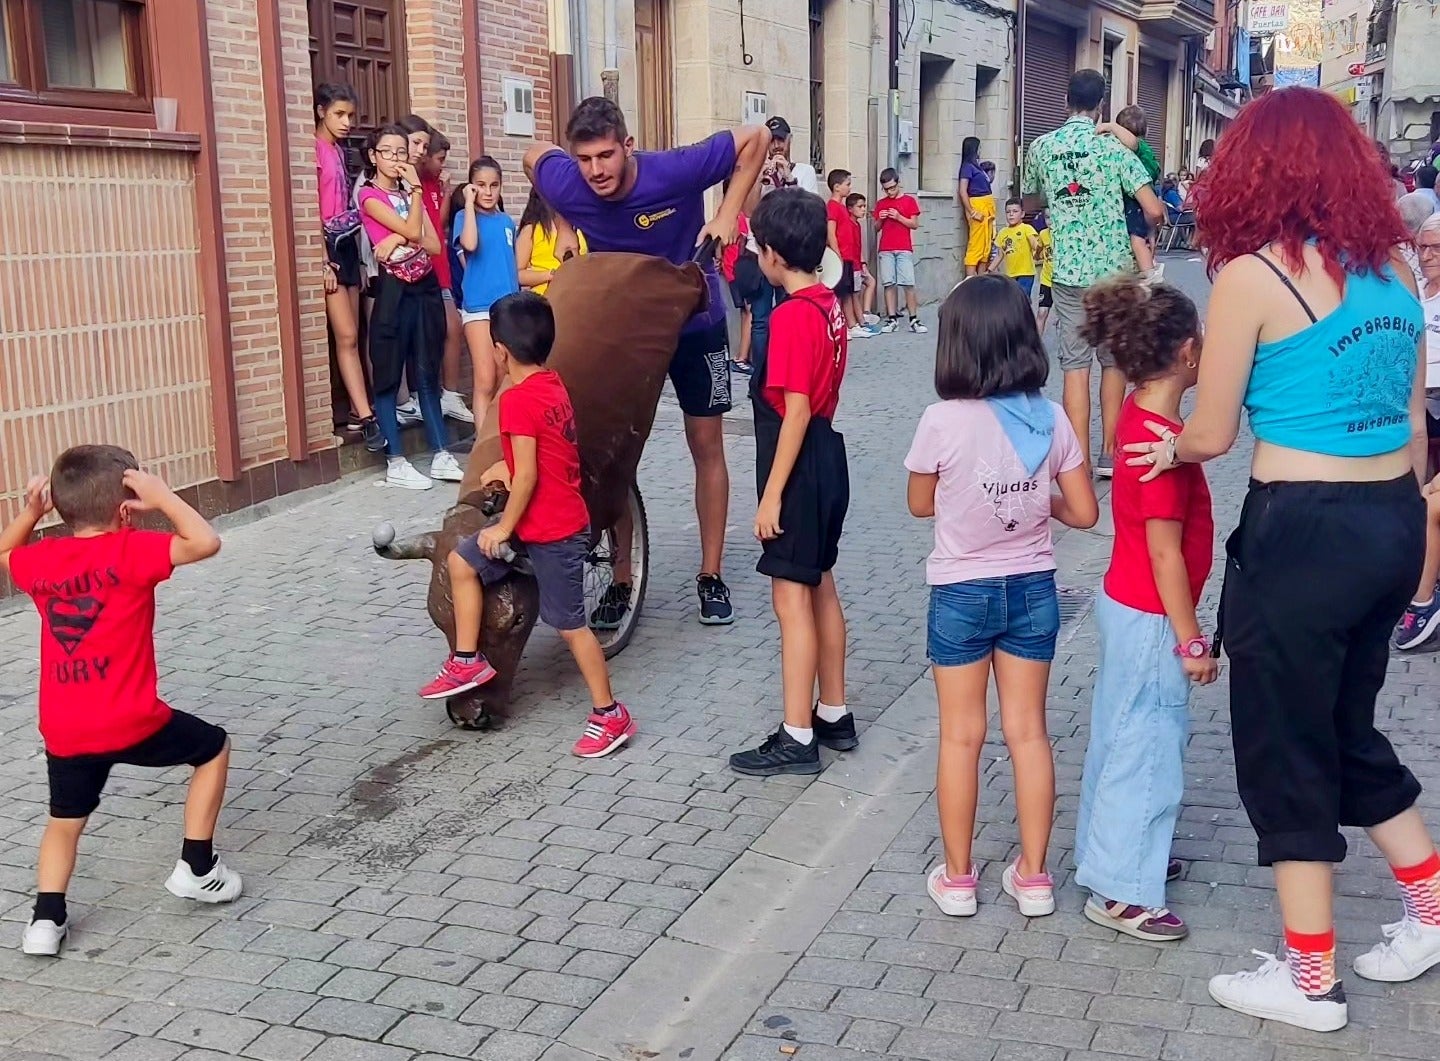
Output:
top-left (9, 528), bottom-right (175, 757)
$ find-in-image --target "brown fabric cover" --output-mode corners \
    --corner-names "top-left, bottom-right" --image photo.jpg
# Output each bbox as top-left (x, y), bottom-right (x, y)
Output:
top-left (458, 252), bottom-right (709, 530)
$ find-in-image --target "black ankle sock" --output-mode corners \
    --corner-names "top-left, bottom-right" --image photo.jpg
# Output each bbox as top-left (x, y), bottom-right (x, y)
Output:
top-left (34, 892), bottom-right (66, 926)
top-left (454, 651), bottom-right (478, 663)
top-left (597, 702), bottom-right (620, 716)
top-left (182, 838), bottom-right (216, 877)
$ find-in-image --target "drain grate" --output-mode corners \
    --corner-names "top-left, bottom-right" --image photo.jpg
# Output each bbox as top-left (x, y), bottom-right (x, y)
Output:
top-left (1057, 586), bottom-right (1095, 627)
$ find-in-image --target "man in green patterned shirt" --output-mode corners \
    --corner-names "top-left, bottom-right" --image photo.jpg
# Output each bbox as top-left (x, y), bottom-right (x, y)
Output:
top-left (1023, 69), bottom-right (1165, 476)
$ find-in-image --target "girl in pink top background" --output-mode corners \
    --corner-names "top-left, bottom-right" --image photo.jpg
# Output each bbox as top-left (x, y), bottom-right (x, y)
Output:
top-left (314, 83), bottom-right (381, 452)
top-left (905, 275), bottom-right (1098, 921)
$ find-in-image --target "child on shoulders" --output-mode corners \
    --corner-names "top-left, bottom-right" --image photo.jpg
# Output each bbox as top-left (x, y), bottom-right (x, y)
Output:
top-left (0, 447), bottom-right (236, 956)
top-left (905, 276), bottom-right (1098, 918)
top-left (1101, 106), bottom-right (1163, 281)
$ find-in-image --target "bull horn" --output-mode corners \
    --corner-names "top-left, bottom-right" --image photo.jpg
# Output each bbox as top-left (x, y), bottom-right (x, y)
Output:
top-left (372, 522), bottom-right (437, 561)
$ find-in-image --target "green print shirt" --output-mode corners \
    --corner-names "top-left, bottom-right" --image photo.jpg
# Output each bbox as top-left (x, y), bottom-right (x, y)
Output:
top-left (1022, 116), bottom-right (1153, 288)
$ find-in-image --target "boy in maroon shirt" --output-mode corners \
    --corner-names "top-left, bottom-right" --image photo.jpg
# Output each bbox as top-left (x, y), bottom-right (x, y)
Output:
top-left (420, 292), bottom-right (634, 758)
top-left (729, 188), bottom-right (854, 776)
top-left (0, 446), bottom-right (239, 956)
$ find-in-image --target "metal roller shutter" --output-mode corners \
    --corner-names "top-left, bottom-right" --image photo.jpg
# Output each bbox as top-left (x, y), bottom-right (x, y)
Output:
top-left (1023, 21), bottom-right (1075, 147)
top-left (1137, 58), bottom-right (1170, 168)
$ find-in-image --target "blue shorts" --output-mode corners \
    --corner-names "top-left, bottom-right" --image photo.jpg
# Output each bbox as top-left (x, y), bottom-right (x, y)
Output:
top-left (927, 571), bottom-right (1060, 667)
top-left (455, 529), bottom-right (590, 631)
top-left (1015, 275), bottom-right (1035, 297)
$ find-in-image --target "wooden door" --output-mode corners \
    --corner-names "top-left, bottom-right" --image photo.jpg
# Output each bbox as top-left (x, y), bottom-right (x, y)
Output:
top-left (308, 0), bottom-right (408, 131)
top-left (634, 0), bottom-right (672, 150)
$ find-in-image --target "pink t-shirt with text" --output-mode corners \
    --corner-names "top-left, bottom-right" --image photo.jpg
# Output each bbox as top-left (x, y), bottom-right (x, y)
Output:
top-left (904, 399), bottom-right (1083, 586)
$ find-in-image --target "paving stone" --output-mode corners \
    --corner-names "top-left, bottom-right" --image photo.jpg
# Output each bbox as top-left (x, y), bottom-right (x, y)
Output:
top-left (243, 1026), bottom-right (327, 1061)
top-left (383, 1012), bottom-right (486, 1055)
top-left (156, 1011), bottom-right (268, 1054)
top-left (460, 993), bottom-right (537, 1031)
top-left (475, 1030), bottom-right (552, 1061)
top-left (516, 1001), bottom-right (582, 1037)
top-left (506, 970), bottom-right (607, 1006)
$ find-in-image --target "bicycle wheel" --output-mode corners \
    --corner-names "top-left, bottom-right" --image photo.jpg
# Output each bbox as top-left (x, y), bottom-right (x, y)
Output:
top-left (585, 484), bottom-right (649, 658)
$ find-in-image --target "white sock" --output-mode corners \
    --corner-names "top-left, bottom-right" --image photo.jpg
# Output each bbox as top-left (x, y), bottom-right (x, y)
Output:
top-left (783, 724), bottom-right (814, 745)
top-left (816, 702), bottom-right (848, 723)
top-left (1413, 596), bottom-right (1435, 609)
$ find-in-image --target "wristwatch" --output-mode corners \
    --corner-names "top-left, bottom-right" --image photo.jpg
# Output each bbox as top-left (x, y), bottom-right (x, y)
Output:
top-left (1174, 636), bottom-right (1210, 659)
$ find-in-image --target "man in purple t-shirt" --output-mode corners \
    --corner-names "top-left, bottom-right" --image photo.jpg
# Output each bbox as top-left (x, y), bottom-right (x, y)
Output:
top-left (523, 97), bottom-right (770, 628)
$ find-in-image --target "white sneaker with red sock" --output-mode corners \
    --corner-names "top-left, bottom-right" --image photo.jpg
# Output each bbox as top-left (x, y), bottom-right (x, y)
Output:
top-left (1209, 930), bottom-right (1347, 1032)
top-left (1355, 852), bottom-right (1440, 982)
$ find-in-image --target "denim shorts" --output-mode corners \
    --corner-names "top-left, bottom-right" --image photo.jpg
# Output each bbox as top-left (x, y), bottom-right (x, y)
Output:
top-left (927, 570), bottom-right (1060, 667)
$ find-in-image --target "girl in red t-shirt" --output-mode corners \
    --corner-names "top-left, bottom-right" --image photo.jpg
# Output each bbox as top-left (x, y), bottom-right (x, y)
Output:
top-left (1074, 277), bottom-right (1215, 943)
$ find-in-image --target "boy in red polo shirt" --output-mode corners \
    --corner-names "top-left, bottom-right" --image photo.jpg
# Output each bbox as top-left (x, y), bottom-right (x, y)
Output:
top-left (874, 168), bottom-right (925, 334)
top-left (825, 168), bottom-right (869, 340)
top-left (0, 446), bottom-right (238, 956)
top-left (729, 188), bottom-right (854, 777)
top-left (420, 292), bottom-right (634, 758)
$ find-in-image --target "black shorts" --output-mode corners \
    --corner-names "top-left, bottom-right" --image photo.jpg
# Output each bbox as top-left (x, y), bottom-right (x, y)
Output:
top-left (328, 234), bottom-right (362, 289)
top-left (754, 415), bottom-right (850, 586)
top-left (1038, 283), bottom-right (1053, 308)
top-left (1123, 197), bottom-right (1150, 240)
top-left (1427, 410), bottom-right (1440, 440)
top-left (456, 529), bottom-right (590, 631)
top-left (834, 262), bottom-right (856, 298)
top-left (1221, 475), bottom-right (1424, 865)
top-left (670, 321), bottom-right (732, 417)
top-left (47, 711), bottom-right (229, 819)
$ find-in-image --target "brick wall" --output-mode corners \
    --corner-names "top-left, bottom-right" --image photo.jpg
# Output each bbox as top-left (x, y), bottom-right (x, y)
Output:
top-left (406, 0), bottom-right (473, 165)
top-left (475, 0), bottom-right (554, 211)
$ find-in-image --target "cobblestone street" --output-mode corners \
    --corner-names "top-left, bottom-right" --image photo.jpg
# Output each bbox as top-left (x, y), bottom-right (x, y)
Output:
top-left (3, 257), bottom-right (1439, 1061)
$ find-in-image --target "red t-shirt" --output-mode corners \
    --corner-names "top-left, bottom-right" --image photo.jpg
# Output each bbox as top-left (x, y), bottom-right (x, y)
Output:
top-left (420, 175), bottom-right (453, 290)
top-left (874, 194), bottom-right (920, 252)
top-left (9, 529), bottom-right (175, 757)
top-left (1104, 397), bottom-right (1215, 615)
top-left (826, 199), bottom-right (862, 264)
top-left (763, 286), bottom-right (848, 419)
top-left (499, 370), bottom-right (590, 543)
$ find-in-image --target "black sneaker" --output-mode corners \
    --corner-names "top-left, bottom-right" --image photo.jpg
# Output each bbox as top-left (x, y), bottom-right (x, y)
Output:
top-left (590, 583), bottom-right (632, 631)
top-left (697, 574), bottom-right (735, 625)
top-left (729, 726), bottom-right (821, 776)
top-left (813, 709), bottom-right (858, 751)
top-left (361, 417), bottom-right (385, 453)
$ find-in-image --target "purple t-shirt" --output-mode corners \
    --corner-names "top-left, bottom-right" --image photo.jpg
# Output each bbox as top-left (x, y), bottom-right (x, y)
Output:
top-left (532, 132), bottom-right (737, 333)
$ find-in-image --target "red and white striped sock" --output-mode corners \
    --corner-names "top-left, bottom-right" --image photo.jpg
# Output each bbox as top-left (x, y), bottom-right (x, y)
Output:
top-left (1284, 928), bottom-right (1337, 996)
top-left (1393, 851), bottom-right (1440, 926)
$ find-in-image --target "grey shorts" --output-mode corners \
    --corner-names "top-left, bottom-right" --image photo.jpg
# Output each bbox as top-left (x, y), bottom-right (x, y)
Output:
top-left (455, 529), bottom-right (590, 631)
top-left (877, 251), bottom-right (916, 288)
top-left (1051, 282), bottom-right (1115, 373)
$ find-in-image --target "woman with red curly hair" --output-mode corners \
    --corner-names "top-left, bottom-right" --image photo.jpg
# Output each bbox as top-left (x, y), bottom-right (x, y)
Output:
top-left (1127, 88), bottom-right (1440, 1032)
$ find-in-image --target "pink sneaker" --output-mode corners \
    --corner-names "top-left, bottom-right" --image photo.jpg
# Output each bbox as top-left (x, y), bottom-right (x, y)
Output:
top-left (572, 704), bottom-right (637, 758)
top-left (927, 863), bottom-right (978, 917)
top-left (1002, 860), bottom-right (1055, 917)
top-left (419, 655), bottom-right (497, 699)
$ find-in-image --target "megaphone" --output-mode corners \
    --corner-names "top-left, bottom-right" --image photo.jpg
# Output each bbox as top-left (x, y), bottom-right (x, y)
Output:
top-left (819, 247), bottom-right (843, 290)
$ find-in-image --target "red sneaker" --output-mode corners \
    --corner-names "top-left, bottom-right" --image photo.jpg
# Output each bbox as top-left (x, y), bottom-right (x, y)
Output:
top-left (572, 704), bottom-right (637, 758)
top-left (419, 655), bottom-right (497, 699)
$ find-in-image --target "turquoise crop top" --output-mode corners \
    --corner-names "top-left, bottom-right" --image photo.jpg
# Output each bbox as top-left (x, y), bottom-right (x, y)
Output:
top-left (1245, 261), bottom-right (1423, 457)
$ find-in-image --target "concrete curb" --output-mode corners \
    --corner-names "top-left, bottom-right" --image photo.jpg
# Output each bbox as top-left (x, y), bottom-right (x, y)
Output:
top-left (549, 674), bottom-right (940, 1061)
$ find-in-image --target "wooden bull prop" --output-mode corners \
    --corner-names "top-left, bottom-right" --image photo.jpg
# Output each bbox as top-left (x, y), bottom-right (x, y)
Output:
top-left (372, 251), bottom-right (709, 726)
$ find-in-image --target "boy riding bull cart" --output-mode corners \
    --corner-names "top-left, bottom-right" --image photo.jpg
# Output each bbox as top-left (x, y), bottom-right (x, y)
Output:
top-left (372, 249), bottom-right (709, 731)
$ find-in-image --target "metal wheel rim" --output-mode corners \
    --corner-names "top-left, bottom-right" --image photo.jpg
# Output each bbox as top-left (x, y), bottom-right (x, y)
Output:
top-left (584, 489), bottom-right (645, 651)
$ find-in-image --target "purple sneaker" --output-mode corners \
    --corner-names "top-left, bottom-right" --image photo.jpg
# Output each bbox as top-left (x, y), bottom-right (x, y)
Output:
top-left (1084, 896), bottom-right (1188, 941)
top-left (1394, 596), bottom-right (1440, 651)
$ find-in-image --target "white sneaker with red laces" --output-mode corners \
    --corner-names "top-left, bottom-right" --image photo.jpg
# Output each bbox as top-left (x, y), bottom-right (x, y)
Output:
top-left (572, 704), bottom-right (637, 758)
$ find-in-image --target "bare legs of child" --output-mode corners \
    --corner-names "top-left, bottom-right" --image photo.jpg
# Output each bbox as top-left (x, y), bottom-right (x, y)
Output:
top-left (463, 319), bottom-right (502, 430)
top-left (930, 651), bottom-right (1055, 918)
top-left (440, 298), bottom-right (474, 423)
top-left (327, 282), bottom-right (381, 451)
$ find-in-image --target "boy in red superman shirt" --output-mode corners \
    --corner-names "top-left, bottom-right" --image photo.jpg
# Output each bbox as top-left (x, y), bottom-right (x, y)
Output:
top-left (729, 188), bottom-right (854, 777)
top-left (420, 291), bottom-right (634, 758)
top-left (0, 446), bottom-right (238, 956)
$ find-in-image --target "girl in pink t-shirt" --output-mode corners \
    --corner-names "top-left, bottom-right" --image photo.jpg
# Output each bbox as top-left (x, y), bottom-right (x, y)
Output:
top-left (905, 275), bottom-right (1098, 920)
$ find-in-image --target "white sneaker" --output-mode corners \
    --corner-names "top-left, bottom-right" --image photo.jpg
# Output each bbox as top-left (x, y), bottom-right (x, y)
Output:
top-left (385, 457), bottom-right (433, 491)
top-left (430, 451), bottom-right (464, 483)
top-left (926, 864), bottom-right (978, 917)
top-left (1208, 951), bottom-right (1347, 1032)
top-left (908, 318), bottom-right (928, 334)
top-left (164, 859), bottom-right (243, 904)
top-left (21, 919), bottom-right (66, 956)
top-left (395, 398), bottom-right (424, 426)
top-left (1354, 918), bottom-right (1440, 982)
top-left (847, 325), bottom-right (872, 341)
top-left (441, 389), bottom-right (475, 424)
top-left (1001, 861), bottom-right (1055, 917)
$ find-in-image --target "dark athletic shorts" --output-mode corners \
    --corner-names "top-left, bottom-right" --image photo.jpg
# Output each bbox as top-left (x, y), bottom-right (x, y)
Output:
top-left (670, 321), bottom-right (732, 417)
top-left (328, 235), bottom-right (362, 289)
top-left (1124, 196), bottom-right (1150, 240)
top-left (1038, 283), bottom-right (1053, 308)
top-left (47, 711), bottom-right (229, 819)
top-left (755, 417), bottom-right (850, 586)
top-left (834, 262), bottom-right (856, 298)
top-left (456, 529), bottom-right (590, 631)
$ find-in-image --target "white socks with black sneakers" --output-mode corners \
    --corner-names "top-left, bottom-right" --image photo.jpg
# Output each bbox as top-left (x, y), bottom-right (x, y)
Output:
top-left (816, 702), bottom-right (848, 723)
top-left (783, 724), bottom-right (815, 745)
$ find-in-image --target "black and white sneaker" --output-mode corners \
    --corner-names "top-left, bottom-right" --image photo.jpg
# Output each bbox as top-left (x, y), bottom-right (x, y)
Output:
top-left (697, 574), bottom-right (735, 625)
top-left (164, 859), bottom-right (243, 904)
top-left (813, 709), bottom-right (858, 751)
top-left (590, 583), bottom-right (633, 631)
top-left (729, 726), bottom-right (822, 776)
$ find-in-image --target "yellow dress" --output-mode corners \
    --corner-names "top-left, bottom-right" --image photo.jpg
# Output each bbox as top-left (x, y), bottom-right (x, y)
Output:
top-left (964, 194), bottom-right (997, 268)
top-left (529, 223), bottom-right (588, 296)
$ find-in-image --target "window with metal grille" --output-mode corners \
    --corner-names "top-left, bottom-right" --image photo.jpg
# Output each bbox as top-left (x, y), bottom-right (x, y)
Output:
top-left (809, 0), bottom-right (824, 172)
